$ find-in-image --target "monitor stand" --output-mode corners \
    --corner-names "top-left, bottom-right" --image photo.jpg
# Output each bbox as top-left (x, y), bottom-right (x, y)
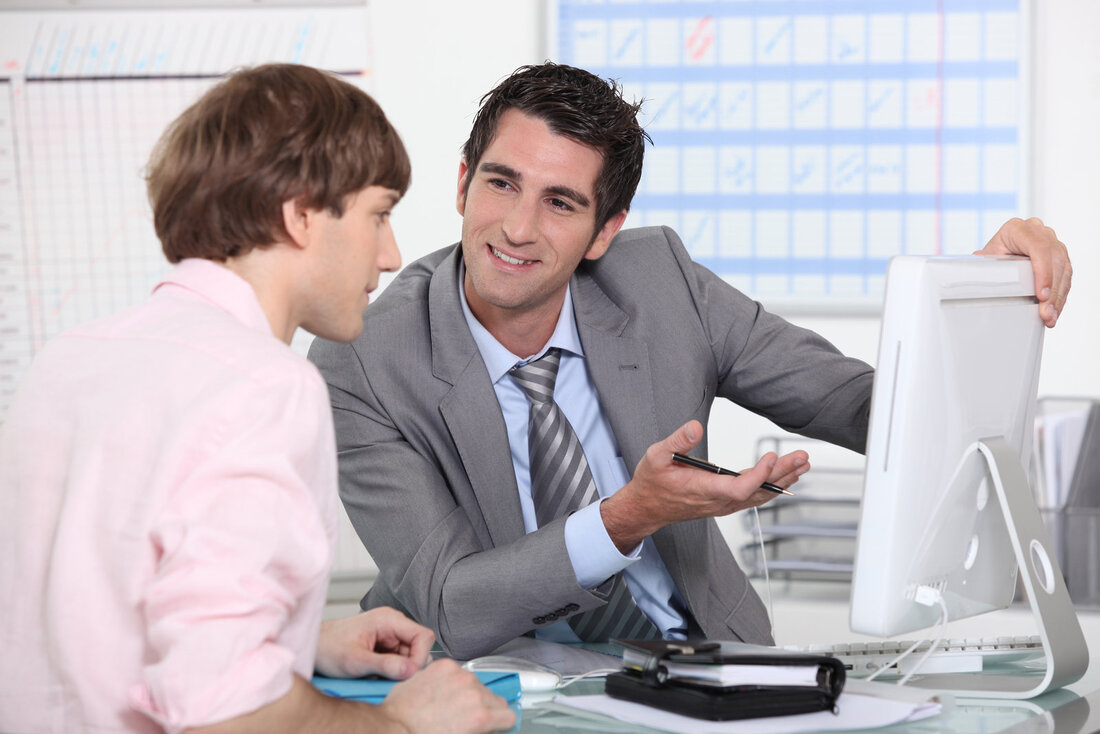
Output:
top-left (903, 437), bottom-right (1089, 699)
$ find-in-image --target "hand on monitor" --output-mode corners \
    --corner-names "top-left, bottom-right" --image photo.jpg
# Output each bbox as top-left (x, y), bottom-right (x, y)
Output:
top-left (976, 216), bottom-right (1071, 328)
top-left (601, 420), bottom-right (809, 553)
top-left (314, 607), bottom-right (434, 680)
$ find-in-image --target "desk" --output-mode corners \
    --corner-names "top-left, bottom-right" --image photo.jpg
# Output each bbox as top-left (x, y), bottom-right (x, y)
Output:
top-left (509, 599), bottom-right (1100, 733)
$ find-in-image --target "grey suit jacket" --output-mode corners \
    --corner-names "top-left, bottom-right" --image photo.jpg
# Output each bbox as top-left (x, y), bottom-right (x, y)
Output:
top-left (309, 226), bottom-right (874, 659)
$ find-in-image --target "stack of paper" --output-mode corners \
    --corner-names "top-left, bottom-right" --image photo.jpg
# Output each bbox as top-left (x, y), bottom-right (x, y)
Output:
top-left (541, 679), bottom-right (944, 733)
top-left (621, 648), bottom-right (822, 688)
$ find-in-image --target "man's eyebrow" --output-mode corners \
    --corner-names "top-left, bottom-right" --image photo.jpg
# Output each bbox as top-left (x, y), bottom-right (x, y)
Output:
top-left (479, 162), bottom-right (522, 181)
top-left (478, 161), bottom-right (591, 209)
top-left (544, 185), bottom-right (590, 209)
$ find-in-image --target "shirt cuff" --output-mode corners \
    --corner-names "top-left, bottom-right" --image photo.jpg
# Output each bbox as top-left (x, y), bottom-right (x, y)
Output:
top-left (563, 499), bottom-right (641, 589)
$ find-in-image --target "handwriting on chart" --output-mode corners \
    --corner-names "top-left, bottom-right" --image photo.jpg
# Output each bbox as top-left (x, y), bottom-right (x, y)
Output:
top-left (717, 147), bottom-right (904, 194)
top-left (685, 16), bottom-right (714, 62)
top-left (652, 82), bottom-right (915, 132)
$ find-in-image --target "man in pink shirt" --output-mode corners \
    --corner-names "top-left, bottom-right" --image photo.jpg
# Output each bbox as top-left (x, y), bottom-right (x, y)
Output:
top-left (0, 64), bottom-right (515, 734)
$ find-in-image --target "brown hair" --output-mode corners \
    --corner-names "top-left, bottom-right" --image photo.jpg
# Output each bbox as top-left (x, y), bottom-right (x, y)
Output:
top-left (147, 63), bottom-right (411, 263)
top-left (462, 62), bottom-right (649, 233)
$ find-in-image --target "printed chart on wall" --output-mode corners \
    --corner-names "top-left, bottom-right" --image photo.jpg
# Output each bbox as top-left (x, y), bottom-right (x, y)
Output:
top-left (0, 4), bottom-right (371, 421)
top-left (553, 0), bottom-right (1029, 309)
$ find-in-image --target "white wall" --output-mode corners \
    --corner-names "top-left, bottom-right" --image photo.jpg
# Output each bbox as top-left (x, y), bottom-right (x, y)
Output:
top-left (366, 1), bottom-right (545, 281)
top-left (366, 0), bottom-right (1099, 481)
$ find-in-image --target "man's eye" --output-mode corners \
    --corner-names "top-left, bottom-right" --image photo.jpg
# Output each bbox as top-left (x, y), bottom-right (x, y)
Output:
top-left (488, 178), bottom-right (513, 191)
top-left (548, 197), bottom-right (573, 212)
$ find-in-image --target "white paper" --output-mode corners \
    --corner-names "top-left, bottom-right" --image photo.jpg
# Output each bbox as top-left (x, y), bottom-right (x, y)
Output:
top-left (544, 689), bottom-right (941, 734)
top-left (662, 662), bottom-right (821, 687)
top-left (1035, 404), bottom-right (1091, 507)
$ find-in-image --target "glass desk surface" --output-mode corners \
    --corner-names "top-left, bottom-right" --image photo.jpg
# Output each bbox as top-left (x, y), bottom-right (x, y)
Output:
top-left (511, 681), bottom-right (1095, 733)
top-left (504, 649), bottom-right (1100, 734)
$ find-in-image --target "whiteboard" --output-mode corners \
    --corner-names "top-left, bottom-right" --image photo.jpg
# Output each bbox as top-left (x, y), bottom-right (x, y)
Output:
top-left (552, 0), bottom-right (1029, 310)
top-left (0, 4), bottom-right (371, 420)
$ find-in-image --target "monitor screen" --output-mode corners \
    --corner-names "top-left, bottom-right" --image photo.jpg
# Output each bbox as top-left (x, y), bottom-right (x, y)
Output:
top-left (850, 255), bottom-right (1044, 638)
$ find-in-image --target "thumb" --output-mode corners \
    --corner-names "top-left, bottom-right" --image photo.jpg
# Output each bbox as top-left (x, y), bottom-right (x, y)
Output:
top-left (353, 651), bottom-right (418, 680)
top-left (380, 653), bottom-right (418, 680)
top-left (664, 420), bottom-right (704, 454)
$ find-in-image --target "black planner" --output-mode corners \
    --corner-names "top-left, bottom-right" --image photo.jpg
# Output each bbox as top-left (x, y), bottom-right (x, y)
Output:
top-left (607, 639), bottom-right (846, 721)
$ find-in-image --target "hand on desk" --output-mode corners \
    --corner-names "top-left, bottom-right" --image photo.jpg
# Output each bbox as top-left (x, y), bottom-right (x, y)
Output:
top-left (315, 606), bottom-right (434, 680)
top-left (378, 659), bottom-right (517, 734)
top-left (315, 608), bottom-right (516, 732)
top-left (978, 217), bottom-right (1072, 328)
top-left (601, 420), bottom-right (810, 554)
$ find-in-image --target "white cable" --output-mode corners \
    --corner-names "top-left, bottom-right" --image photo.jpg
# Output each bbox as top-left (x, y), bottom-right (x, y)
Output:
top-left (751, 505), bottom-right (776, 638)
top-left (556, 668), bottom-right (621, 688)
top-left (863, 587), bottom-right (949, 684)
top-left (864, 638), bottom-right (925, 682)
top-left (897, 592), bottom-right (949, 686)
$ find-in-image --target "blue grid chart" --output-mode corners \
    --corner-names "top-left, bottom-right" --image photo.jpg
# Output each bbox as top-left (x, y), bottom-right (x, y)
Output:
top-left (556, 1), bottom-right (1025, 304)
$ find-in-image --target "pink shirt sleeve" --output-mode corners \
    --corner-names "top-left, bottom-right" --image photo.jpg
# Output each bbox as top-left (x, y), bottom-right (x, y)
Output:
top-left (128, 368), bottom-right (336, 732)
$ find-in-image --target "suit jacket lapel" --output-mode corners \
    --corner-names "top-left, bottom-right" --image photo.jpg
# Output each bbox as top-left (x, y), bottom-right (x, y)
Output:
top-left (572, 272), bottom-right (659, 470)
top-left (429, 249), bottom-right (526, 547)
top-left (572, 269), bottom-right (706, 621)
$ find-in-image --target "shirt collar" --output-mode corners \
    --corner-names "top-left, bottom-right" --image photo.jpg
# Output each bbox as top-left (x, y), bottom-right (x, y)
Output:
top-left (457, 263), bottom-right (584, 384)
top-left (153, 258), bottom-right (274, 337)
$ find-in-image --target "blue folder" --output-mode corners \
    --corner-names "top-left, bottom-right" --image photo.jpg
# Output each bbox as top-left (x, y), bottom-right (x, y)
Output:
top-left (312, 671), bottom-right (522, 704)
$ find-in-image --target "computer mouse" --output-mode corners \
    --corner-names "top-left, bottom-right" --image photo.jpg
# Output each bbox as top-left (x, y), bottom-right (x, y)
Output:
top-left (462, 655), bottom-right (564, 693)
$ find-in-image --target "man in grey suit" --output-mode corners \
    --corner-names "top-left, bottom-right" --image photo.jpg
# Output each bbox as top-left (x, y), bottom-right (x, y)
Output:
top-left (309, 63), bottom-right (1072, 659)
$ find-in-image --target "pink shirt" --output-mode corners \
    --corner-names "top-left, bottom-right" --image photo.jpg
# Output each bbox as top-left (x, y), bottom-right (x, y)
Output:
top-left (0, 260), bottom-right (340, 733)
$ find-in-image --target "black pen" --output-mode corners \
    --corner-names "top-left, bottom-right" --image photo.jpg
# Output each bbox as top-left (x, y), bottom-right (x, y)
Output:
top-left (671, 453), bottom-right (794, 496)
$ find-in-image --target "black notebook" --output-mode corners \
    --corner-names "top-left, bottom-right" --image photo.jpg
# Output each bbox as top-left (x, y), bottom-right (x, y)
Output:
top-left (608, 639), bottom-right (845, 722)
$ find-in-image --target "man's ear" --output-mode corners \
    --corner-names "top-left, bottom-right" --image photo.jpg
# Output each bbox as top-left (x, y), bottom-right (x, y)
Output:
top-left (584, 210), bottom-right (628, 261)
top-left (456, 160), bottom-right (470, 217)
top-left (281, 198), bottom-right (311, 250)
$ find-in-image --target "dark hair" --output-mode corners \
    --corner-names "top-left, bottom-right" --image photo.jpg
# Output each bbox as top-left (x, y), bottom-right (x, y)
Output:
top-left (462, 62), bottom-right (649, 232)
top-left (147, 63), bottom-right (410, 263)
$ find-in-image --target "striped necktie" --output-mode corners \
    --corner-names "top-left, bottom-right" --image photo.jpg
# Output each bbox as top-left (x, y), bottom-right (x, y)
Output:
top-left (510, 348), bottom-right (661, 641)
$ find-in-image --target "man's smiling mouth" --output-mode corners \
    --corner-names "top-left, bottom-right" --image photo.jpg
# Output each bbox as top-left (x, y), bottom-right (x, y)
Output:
top-left (491, 246), bottom-right (536, 266)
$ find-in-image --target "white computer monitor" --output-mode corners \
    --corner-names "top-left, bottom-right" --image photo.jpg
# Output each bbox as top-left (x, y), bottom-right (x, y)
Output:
top-left (848, 254), bottom-right (1087, 698)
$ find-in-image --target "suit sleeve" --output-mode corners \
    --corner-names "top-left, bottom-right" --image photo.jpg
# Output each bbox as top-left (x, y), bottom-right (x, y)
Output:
top-left (309, 336), bottom-right (613, 659)
top-left (666, 228), bottom-right (874, 452)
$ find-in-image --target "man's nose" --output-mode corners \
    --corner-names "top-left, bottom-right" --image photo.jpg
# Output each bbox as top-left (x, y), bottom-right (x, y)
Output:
top-left (378, 223), bottom-right (401, 273)
top-left (501, 194), bottom-right (539, 245)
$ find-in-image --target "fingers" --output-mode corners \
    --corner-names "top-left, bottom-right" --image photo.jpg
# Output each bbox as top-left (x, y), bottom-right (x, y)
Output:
top-left (978, 217), bottom-right (1071, 328)
top-left (365, 650), bottom-right (420, 680)
top-left (368, 607), bottom-right (435, 668)
top-left (1019, 217), bottom-right (1070, 324)
top-left (735, 451), bottom-right (778, 491)
top-left (316, 608), bottom-right (435, 679)
top-left (766, 450), bottom-right (810, 490)
top-left (405, 627), bottom-right (435, 670)
top-left (1046, 246), bottom-right (1073, 327)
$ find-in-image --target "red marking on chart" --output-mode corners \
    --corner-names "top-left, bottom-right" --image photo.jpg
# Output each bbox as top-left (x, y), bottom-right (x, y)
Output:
top-left (686, 17), bottom-right (714, 62)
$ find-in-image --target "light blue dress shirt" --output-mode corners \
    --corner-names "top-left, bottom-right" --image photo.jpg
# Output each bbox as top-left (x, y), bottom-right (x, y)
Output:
top-left (457, 266), bottom-right (688, 641)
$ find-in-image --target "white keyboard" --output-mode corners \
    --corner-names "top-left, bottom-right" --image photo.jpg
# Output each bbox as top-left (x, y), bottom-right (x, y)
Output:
top-left (784, 635), bottom-right (1046, 678)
